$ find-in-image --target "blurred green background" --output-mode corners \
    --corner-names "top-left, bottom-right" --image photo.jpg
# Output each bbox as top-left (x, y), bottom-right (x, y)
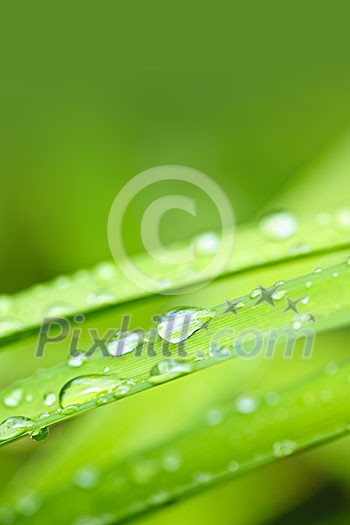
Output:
top-left (1, 0), bottom-right (350, 292)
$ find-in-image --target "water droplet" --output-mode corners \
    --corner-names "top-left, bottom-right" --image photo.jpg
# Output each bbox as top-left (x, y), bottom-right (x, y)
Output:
top-left (0, 318), bottom-right (23, 336)
top-left (30, 427), bottom-right (49, 442)
top-left (3, 388), bottom-right (24, 408)
top-left (272, 289), bottom-right (287, 301)
top-left (68, 355), bottom-right (87, 368)
top-left (273, 440), bottom-right (297, 457)
top-left (301, 295), bottom-right (310, 305)
top-left (324, 362), bottom-right (339, 376)
top-left (157, 307), bottom-right (216, 343)
top-left (94, 262), bottom-right (117, 281)
top-left (149, 359), bottom-right (192, 384)
top-left (86, 290), bottom-right (115, 306)
top-left (289, 243), bottom-right (310, 255)
top-left (209, 343), bottom-right (232, 360)
top-left (235, 394), bottom-right (259, 414)
top-left (336, 209), bottom-right (350, 231)
top-left (59, 375), bottom-right (121, 408)
top-left (107, 331), bottom-right (144, 357)
top-left (44, 393), bottom-right (56, 407)
top-left (206, 409), bottom-right (224, 426)
top-left (162, 451), bottom-right (182, 472)
top-left (313, 267), bottom-right (323, 274)
top-left (227, 460), bottom-right (240, 473)
top-left (259, 211), bottom-right (299, 241)
top-left (195, 232), bottom-right (220, 254)
top-left (265, 391), bottom-right (280, 406)
top-left (250, 288), bottom-right (262, 299)
top-left (148, 491), bottom-right (169, 505)
top-left (332, 272), bottom-right (339, 278)
top-left (74, 466), bottom-right (100, 489)
top-left (305, 281), bottom-right (313, 288)
top-left (15, 493), bottom-right (41, 516)
top-left (0, 416), bottom-right (33, 441)
top-left (45, 303), bottom-right (72, 317)
top-left (194, 472), bottom-right (213, 484)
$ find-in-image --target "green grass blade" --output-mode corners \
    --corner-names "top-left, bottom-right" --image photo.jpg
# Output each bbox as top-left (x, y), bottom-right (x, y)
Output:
top-left (1, 256), bottom-right (350, 446)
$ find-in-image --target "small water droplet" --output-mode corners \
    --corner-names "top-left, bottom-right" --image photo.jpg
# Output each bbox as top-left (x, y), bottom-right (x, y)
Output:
top-left (235, 394), bottom-right (259, 414)
top-left (107, 331), bottom-right (144, 357)
top-left (59, 375), bottom-right (121, 408)
top-left (209, 343), bottom-right (232, 360)
top-left (273, 440), bottom-right (297, 457)
top-left (157, 307), bottom-right (216, 343)
top-left (265, 391), bottom-right (280, 406)
top-left (74, 466), bottom-right (100, 489)
top-left (301, 295), bottom-right (310, 305)
top-left (68, 355), bottom-right (87, 368)
top-left (94, 262), bottom-right (117, 281)
top-left (195, 232), bottom-right (220, 254)
top-left (45, 303), bottom-right (72, 317)
top-left (336, 209), bottom-right (350, 231)
top-left (0, 318), bottom-right (23, 336)
top-left (227, 460), bottom-right (240, 473)
top-left (86, 290), bottom-right (115, 306)
top-left (206, 409), bottom-right (224, 426)
top-left (30, 427), bottom-right (49, 442)
top-left (305, 281), bottom-right (313, 288)
top-left (289, 243), bottom-right (310, 255)
top-left (324, 362), bottom-right (339, 376)
top-left (259, 211), bottom-right (299, 241)
top-left (0, 416), bottom-right (33, 441)
top-left (332, 272), bottom-right (339, 278)
top-left (3, 388), bottom-right (24, 408)
top-left (149, 359), bottom-right (192, 384)
top-left (313, 267), bottom-right (323, 274)
top-left (194, 472), bottom-right (213, 484)
top-left (162, 451), bottom-right (182, 472)
top-left (250, 288), bottom-right (262, 299)
top-left (272, 289), bottom-right (287, 301)
top-left (44, 393), bottom-right (56, 407)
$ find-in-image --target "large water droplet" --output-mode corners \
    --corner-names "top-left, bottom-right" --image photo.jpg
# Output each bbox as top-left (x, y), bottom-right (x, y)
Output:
top-left (107, 331), bottom-right (144, 357)
top-left (149, 359), bottom-right (192, 384)
top-left (157, 307), bottom-right (216, 343)
top-left (273, 440), bottom-right (297, 457)
top-left (59, 375), bottom-right (121, 408)
top-left (259, 211), bottom-right (299, 241)
top-left (0, 416), bottom-right (33, 441)
top-left (3, 388), bottom-right (24, 408)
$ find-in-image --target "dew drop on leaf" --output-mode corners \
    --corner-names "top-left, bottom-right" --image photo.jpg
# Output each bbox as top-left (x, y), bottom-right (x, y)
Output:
top-left (149, 359), bottom-right (192, 384)
top-left (235, 394), bottom-right (259, 414)
top-left (259, 211), bottom-right (299, 241)
top-left (0, 416), bottom-right (33, 441)
top-left (273, 440), bottom-right (297, 457)
top-left (107, 331), bottom-right (144, 357)
top-left (44, 392), bottom-right (56, 407)
top-left (59, 375), bottom-right (122, 408)
top-left (30, 426), bottom-right (49, 442)
top-left (3, 388), bottom-right (24, 408)
top-left (157, 307), bottom-right (216, 343)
